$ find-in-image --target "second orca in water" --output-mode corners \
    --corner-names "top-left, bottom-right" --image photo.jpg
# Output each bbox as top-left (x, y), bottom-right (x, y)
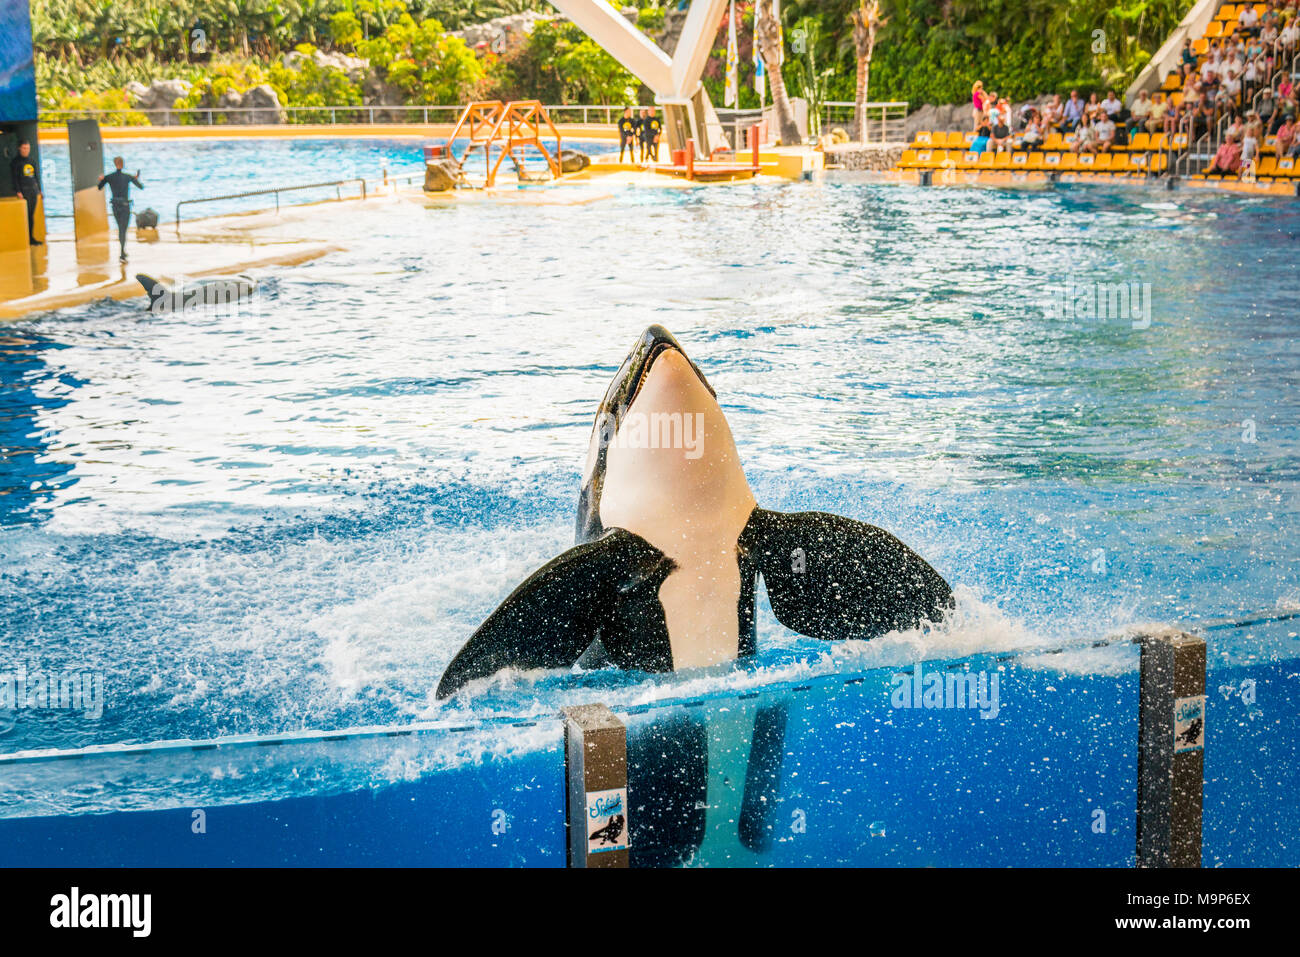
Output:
top-left (436, 325), bottom-right (953, 698)
top-left (136, 274), bottom-right (257, 313)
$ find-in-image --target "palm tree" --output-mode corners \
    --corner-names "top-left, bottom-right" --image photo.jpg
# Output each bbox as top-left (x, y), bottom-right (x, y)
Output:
top-left (849, 0), bottom-right (884, 143)
top-left (753, 0), bottom-right (800, 144)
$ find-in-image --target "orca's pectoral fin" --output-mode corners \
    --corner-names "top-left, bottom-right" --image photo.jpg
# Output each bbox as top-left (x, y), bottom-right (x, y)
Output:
top-left (739, 508), bottom-right (953, 641)
top-left (436, 529), bottom-right (666, 698)
top-left (135, 274), bottom-right (161, 298)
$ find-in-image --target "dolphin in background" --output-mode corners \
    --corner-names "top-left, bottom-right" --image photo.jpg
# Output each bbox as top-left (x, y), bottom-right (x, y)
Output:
top-left (437, 325), bottom-right (953, 698)
top-left (136, 274), bottom-right (257, 313)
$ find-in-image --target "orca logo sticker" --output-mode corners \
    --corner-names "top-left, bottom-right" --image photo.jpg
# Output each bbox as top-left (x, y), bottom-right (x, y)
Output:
top-left (586, 787), bottom-right (629, 854)
top-left (1173, 695), bottom-right (1205, 753)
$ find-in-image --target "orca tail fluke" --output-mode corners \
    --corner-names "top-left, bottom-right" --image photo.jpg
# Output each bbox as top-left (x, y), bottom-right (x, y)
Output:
top-left (135, 274), bottom-right (162, 298)
top-left (739, 508), bottom-right (953, 641)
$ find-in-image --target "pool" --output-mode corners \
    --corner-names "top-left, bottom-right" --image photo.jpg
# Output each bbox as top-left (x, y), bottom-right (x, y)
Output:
top-left (34, 136), bottom-right (617, 224)
top-left (1, 174), bottom-right (1298, 865)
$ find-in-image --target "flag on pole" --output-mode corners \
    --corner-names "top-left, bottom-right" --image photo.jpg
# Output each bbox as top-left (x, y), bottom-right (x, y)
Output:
top-left (725, 0), bottom-right (739, 107)
top-left (753, 14), bottom-right (766, 99)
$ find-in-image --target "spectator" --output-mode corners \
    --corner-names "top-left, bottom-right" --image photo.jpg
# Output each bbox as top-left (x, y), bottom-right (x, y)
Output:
top-left (971, 117), bottom-right (993, 153)
top-left (1071, 114), bottom-right (1098, 153)
top-left (1102, 90), bottom-right (1123, 117)
top-left (1016, 114), bottom-right (1044, 150)
top-left (1042, 94), bottom-right (1064, 129)
top-left (972, 80), bottom-right (986, 129)
top-left (991, 104), bottom-right (1013, 151)
top-left (1093, 111), bottom-right (1117, 151)
top-left (1277, 113), bottom-right (1297, 155)
top-left (1241, 3), bottom-right (1261, 35)
top-left (1147, 93), bottom-right (1169, 135)
top-left (1063, 90), bottom-right (1085, 131)
top-left (1206, 133), bottom-right (1242, 174)
top-left (1181, 38), bottom-right (1198, 70)
top-left (1130, 90), bottom-right (1153, 134)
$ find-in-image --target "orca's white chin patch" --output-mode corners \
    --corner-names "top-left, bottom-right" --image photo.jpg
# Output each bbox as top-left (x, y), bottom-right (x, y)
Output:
top-left (600, 348), bottom-right (755, 544)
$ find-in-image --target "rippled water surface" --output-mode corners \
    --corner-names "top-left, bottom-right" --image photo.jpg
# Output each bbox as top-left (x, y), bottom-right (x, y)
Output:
top-left (3, 166), bottom-right (1299, 756)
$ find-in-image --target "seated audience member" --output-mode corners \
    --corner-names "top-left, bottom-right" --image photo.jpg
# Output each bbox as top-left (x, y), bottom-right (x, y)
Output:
top-left (1207, 134), bottom-right (1242, 174)
top-left (1043, 94), bottom-right (1064, 129)
top-left (1276, 114), bottom-right (1297, 155)
top-left (972, 118), bottom-right (993, 153)
top-left (1093, 112), bottom-right (1117, 151)
top-left (1063, 90), bottom-right (1085, 131)
top-left (1016, 115), bottom-right (1044, 151)
top-left (1071, 114), bottom-right (1098, 153)
top-left (1102, 90), bottom-right (1123, 117)
top-left (1147, 93), bottom-right (1169, 135)
top-left (1240, 3), bottom-right (1261, 35)
top-left (1181, 38), bottom-right (1198, 69)
top-left (1258, 88), bottom-right (1277, 132)
top-left (1129, 90), bottom-right (1153, 134)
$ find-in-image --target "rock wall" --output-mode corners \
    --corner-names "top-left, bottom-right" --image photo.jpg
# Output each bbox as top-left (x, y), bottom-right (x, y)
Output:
top-left (823, 143), bottom-right (906, 170)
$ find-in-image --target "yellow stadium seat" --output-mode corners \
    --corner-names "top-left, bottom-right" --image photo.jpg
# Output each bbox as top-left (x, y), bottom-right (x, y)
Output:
top-left (1276, 156), bottom-right (1298, 176)
top-left (1110, 153), bottom-right (1133, 174)
top-left (993, 151), bottom-right (1013, 168)
top-left (1060, 153), bottom-right (1080, 171)
top-left (898, 149), bottom-right (916, 167)
top-left (1042, 132), bottom-right (1066, 151)
top-left (912, 131), bottom-right (934, 147)
top-left (1093, 152), bottom-right (1114, 170)
top-left (1256, 156), bottom-right (1278, 177)
top-left (977, 151), bottom-right (996, 168)
top-left (1170, 132), bottom-right (1188, 149)
top-left (1193, 38), bottom-right (1209, 55)
top-left (1042, 152), bottom-right (1063, 168)
top-left (1161, 73), bottom-right (1180, 91)
top-left (1130, 153), bottom-right (1150, 171)
top-left (1149, 133), bottom-right (1169, 151)
top-left (1010, 151), bottom-right (1031, 167)
top-left (956, 151), bottom-right (979, 169)
top-left (1025, 151), bottom-right (1046, 169)
top-left (1129, 132), bottom-right (1152, 151)
top-left (1204, 21), bottom-right (1223, 38)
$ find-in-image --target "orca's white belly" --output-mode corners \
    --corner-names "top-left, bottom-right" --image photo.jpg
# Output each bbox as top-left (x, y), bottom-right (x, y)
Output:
top-left (598, 348), bottom-right (756, 668)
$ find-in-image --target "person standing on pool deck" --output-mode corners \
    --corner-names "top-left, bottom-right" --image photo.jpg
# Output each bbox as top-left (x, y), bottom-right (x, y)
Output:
top-left (10, 140), bottom-right (43, 247)
top-left (618, 107), bottom-right (639, 163)
top-left (641, 107), bottom-right (663, 163)
top-left (97, 156), bottom-right (144, 262)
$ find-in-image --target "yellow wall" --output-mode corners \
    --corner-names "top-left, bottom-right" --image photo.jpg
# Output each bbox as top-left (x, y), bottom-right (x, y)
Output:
top-left (0, 197), bottom-right (34, 298)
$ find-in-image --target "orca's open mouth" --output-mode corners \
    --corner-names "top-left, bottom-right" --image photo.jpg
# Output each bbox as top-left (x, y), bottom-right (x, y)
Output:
top-left (619, 326), bottom-right (716, 414)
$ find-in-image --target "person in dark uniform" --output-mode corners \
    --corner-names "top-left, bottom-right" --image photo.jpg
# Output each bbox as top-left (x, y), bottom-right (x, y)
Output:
top-left (617, 106), bottom-right (639, 163)
top-left (10, 140), bottom-right (43, 246)
top-left (641, 108), bottom-right (663, 163)
top-left (97, 156), bottom-right (144, 262)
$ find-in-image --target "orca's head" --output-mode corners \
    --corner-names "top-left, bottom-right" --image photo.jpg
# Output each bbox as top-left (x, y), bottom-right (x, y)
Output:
top-left (576, 326), bottom-right (754, 545)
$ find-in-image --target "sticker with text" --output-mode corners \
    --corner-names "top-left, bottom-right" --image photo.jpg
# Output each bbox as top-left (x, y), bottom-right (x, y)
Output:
top-left (1173, 695), bottom-right (1205, 753)
top-left (586, 787), bottom-right (629, 854)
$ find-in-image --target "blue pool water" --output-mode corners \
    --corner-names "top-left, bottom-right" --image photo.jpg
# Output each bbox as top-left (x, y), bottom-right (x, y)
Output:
top-left (1, 171), bottom-right (1298, 864)
top-left (35, 135), bottom-right (616, 223)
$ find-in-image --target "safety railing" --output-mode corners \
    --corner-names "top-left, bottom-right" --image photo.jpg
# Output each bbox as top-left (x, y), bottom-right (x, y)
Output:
top-left (821, 101), bottom-right (909, 144)
top-left (38, 104), bottom-right (626, 129)
top-left (174, 177), bottom-right (367, 227)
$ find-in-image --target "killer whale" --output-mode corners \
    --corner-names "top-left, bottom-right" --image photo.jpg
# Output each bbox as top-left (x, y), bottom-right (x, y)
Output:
top-left (136, 274), bottom-right (257, 313)
top-left (436, 325), bottom-right (953, 698)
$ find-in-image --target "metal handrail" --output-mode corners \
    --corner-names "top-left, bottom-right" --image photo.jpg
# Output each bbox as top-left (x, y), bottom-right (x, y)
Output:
top-left (37, 103), bottom-right (631, 128)
top-left (174, 177), bottom-right (367, 226)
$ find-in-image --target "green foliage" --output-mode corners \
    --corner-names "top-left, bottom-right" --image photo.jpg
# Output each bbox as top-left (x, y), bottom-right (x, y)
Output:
top-left (357, 13), bottom-right (487, 102)
top-left (491, 20), bottom-right (636, 104)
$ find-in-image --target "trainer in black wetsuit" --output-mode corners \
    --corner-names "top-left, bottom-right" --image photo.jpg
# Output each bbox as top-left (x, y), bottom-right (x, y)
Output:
top-left (97, 156), bottom-right (144, 262)
top-left (618, 107), bottom-right (638, 163)
top-left (10, 140), bottom-right (42, 246)
top-left (640, 109), bottom-right (663, 163)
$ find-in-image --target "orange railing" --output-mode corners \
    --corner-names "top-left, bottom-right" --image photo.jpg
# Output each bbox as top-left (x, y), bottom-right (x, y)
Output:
top-left (442, 99), bottom-right (563, 188)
